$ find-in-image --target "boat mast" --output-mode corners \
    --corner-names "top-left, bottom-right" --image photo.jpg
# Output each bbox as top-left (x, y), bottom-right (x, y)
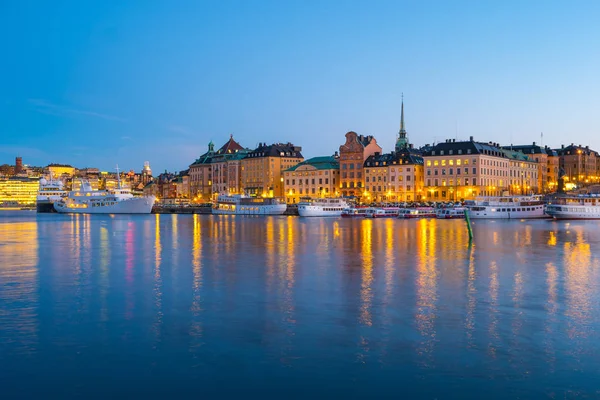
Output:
top-left (116, 165), bottom-right (122, 190)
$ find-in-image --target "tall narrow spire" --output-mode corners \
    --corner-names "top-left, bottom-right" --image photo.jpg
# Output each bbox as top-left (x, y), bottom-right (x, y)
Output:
top-left (396, 93), bottom-right (409, 151)
top-left (399, 93), bottom-right (406, 135)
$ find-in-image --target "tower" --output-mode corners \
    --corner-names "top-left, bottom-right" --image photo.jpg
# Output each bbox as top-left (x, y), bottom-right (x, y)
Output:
top-left (15, 157), bottom-right (23, 174)
top-left (395, 94), bottom-right (409, 151)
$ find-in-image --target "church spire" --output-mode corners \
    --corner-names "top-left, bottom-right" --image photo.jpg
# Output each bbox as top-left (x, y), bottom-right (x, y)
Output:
top-left (396, 93), bottom-right (409, 151)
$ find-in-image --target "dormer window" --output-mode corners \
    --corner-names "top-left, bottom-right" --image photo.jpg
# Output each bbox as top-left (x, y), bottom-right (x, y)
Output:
top-left (449, 150), bottom-right (453, 155)
top-left (458, 149), bottom-right (462, 154)
top-left (440, 150), bottom-right (444, 155)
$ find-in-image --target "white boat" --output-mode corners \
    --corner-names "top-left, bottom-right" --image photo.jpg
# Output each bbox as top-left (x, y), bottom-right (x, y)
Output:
top-left (545, 194), bottom-right (600, 220)
top-left (54, 172), bottom-right (155, 214)
top-left (464, 195), bottom-right (546, 219)
top-left (212, 194), bottom-right (287, 215)
top-left (298, 197), bottom-right (348, 217)
top-left (436, 207), bottom-right (466, 219)
top-left (398, 207), bottom-right (437, 219)
top-left (341, 206), bottom-right (369, 218)
top-left (37, 176), bottom-right (68, 213)
top-left (365, 207), bottom-right (400, 218)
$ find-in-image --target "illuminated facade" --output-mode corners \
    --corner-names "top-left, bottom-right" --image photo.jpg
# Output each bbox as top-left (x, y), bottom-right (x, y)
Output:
top-left (210, 136), bottom-right (247, 197)
top-left (47, 164), bottom-right (75, 178)
top-left (364, 148), bottom-right (424, 202)
top-left (0, 177), bottom-right (39, 206)
top-left (556, 144), bottom-right (600, 187)
top-left (423, 137), bottom-right (539, 201)
top-left (189, 141), bottom-right (215, 203)
top-left (241, 142), bottom-right (303, 197)
top-left (502, 143), bottom-right (559, 193)
top-left (283, 156), bottom-right (340, 203)
top-left (339, 131), bottom-right (382, 198)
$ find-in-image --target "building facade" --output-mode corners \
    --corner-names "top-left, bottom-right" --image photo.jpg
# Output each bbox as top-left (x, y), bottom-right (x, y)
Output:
top-left (423, 138), bottom-right (539, 201)
top-left (364, 148), bottom-right (424, 202)
top-left (189, 141), bottom-right (215, 203)
top-left (210, 136), bottom-right (247, 197)
top-left (502, 143), bottom-right (560, 193)
top-left (556, 144), bottom-right (600, 187)
top-left (241, 142), bottom-right (303, 197)
top-left (338, 132), bottom-right (382, 198)
top-left (283, 156), bottom-right (340, 203)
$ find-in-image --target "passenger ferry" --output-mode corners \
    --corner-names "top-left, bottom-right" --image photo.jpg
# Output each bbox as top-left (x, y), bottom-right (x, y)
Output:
top-left (464, 195), bottom-right (546, 219)
top-left (436, 207), bottom-right (466, 219)
top-left (54, 180), bottom-right (155, 214)
top-left (212, 194), bottom-right (287, 215)
top-left (37, 176), bottom-right (68, 213)
top-left (341, 206), bottom-right (369, 218)
top-left (297, 197), bottom-right (348, 217)
top-left (398, 207), bottom-right (437, 219)
top-left (545, 194), bottom-right (600, 220)
top-left (365, 207), bottom-right (401, 218)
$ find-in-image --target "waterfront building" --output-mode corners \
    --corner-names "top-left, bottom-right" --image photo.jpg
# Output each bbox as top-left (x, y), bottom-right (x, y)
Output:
top-left (0, 177), bottom-right (39, 206)
top-left (556, 144), bottom-right (600, 187)
top-left (189, 141), bottom-right (215, 203)
top-left (423, 137), bottom-right (538, 201)
top-left (47, 164), bottom-right (75, 178)
top-left (283, 155), bottom-right (340, 204)
top-left (141, 161), bottom-right (152, 185)
top-left (241, 142), bottom-right (303, 197)
top-left (339, 132), bottom-right (382, 198)
top-left (502, 143), bottom-right (559, 193)
top-left (364, 148), bottom-right (424, 202)
top-left (211, 135), bottom-right (248, 198)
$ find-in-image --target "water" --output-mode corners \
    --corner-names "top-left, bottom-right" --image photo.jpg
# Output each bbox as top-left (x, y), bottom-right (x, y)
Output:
top-left (1, 211), bottom-right (600, 398)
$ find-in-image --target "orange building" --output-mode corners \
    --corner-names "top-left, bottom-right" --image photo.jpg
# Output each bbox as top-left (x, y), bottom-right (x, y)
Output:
top-left (338, 131), bottom-right (381, 198)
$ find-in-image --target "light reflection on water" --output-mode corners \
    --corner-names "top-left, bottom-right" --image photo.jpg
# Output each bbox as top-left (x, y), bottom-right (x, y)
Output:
top-left (1, 212), bottom-right (600, 398)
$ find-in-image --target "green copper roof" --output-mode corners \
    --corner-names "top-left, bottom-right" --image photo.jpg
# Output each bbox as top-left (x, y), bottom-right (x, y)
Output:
top-left (285, 156), bottom-right (339, 172)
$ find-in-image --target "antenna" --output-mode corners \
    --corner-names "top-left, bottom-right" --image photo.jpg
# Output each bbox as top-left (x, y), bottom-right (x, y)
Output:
top-left (455, 120), bottom-right (459, 140)
top-left (541, 132), bottom-right (544, 146)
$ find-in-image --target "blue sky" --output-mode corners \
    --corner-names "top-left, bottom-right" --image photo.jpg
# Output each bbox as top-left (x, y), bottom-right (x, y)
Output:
top-left (1, 0), bottom-right (599, 173)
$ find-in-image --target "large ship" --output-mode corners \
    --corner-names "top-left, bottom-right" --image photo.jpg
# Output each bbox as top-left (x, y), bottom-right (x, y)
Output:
top-left (212, 194), bottom-right (287, 215)
top-left (37, 177), bottom-right (68, 213)
top-left (53, 180), bottom-right (155, 214)
top-left (297, 197), bottom-right (348, 217)
top-left (464, 195), bottom-right (546, 219)
top-left (545, 194), bottom-right (600, 220)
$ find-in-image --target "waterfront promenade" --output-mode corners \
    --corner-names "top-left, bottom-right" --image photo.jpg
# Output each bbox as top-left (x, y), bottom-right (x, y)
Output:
top-left (1, 211), bottom-right (600, 398)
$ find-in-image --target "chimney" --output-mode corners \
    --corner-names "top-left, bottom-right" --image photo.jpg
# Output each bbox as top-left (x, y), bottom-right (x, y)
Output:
top-left (469, 136), bottom-right (474, 142)
top-left (452, 139), bottom-right (456, 142)
top-left (561, 144), bottom-right (565, 149)
top-left (533, 142), bottom-right (536, 146)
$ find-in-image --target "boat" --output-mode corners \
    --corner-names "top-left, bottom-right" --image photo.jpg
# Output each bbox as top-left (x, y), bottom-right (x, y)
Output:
top-left (341, 206), bottom-right (369, 218)
top-left (53, 174), bottom-right (155, 214)
top-left (398, 207), bottom-right (437, 219)
top-left (37, 176), bottom-right (68, 213)
top-left (212, 194), bottom-right (287, 215)
top-left (436, 207), bottom-right (466, 219)
top-left (365, 207), bottom-right (401, 218)
top-left (464, 195), bottom-right (546, 219)
top-left (297, 197), bottom-right (348, 217)
top-left (545, 194), bottom-right (600, 220)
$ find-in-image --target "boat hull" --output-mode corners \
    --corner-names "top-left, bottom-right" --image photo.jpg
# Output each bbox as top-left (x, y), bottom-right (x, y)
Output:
top-left (36, 201), bottom-right (57, 213)
top-left (54, 196), bottom-right (155, 214)
top-left (298, 206), bottom-right (343, 217)
top-left (212, 204), bottom-right (287, 215)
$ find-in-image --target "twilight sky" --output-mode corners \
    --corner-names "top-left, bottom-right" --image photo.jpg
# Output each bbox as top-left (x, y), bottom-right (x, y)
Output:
top-left (1, 0), bottom-right (599, 173)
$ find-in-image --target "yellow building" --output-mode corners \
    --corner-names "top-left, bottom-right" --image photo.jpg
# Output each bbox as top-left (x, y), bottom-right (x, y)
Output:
top-left (283, 156), bottom-right (340, 203)
top-left (189, 141), bottom-right (215, 203)
top-left (47, 164), bottom-right (75, 178)
top-left (364, 149), bottom-right (425, 202)
top-left (0, 177), bottom-right (39, 206)
top-left (241, 142), bottom-right (303, 197)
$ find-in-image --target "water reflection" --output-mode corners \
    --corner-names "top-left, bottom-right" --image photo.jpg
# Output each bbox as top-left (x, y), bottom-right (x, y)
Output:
top-left (1, 213), bottom-right (600, 398)
top-left (0, 220), bottom-right (38, 355)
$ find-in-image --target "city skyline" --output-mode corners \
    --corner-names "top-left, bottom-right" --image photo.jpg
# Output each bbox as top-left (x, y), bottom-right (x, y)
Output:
top-left (2, 1), bottom-right (600, 172)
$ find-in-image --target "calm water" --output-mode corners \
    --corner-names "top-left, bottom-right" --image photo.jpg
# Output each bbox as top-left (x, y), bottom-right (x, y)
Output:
top-left (1, 211), bottom-right (600, 398)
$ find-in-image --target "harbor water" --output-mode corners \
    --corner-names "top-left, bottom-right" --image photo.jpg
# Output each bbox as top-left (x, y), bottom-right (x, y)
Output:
top-left (1, 211), bottom-right (600, 398)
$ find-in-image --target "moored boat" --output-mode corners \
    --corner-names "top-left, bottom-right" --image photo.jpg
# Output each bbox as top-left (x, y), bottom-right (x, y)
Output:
top-left (53, 180), bottom-right (155, 214)
top-left (545, 194), bottom-right (600, 220)
top-left (212, 194), bottom-right (287, 215)
top-left (341, 206), bottom-right (369, 218)
top-left (398, 207), bottom-right (437, 219)
top-left (464, 195), bottom-right (547, 219)
top-left (436, 207), bottom-right (466, 219)
top-left (297, 197), bottom-right (348, 217)
top-left (365, 207), bottom-right (401, 218)
top-left (37, 176), bottom-right (68, 213)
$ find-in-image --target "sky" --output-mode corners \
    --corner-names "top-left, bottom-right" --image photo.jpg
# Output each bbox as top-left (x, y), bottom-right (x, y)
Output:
top-left (1, 0), bottom-right (599, 173)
